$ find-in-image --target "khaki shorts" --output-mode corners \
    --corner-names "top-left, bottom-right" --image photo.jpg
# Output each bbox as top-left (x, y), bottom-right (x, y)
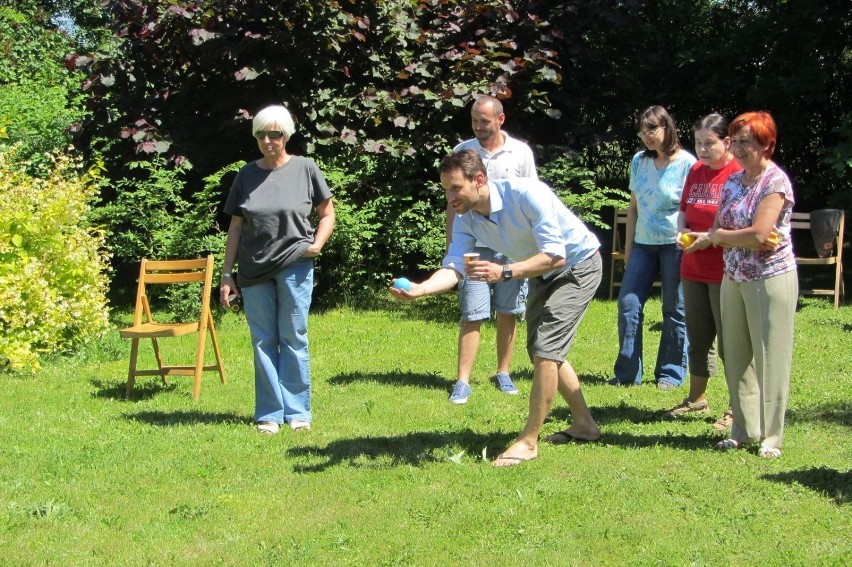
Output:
top-left (526, 251), bottom-right (601, 362)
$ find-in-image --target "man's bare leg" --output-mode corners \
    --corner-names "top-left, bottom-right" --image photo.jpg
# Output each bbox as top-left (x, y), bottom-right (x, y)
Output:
top-left (554, 360), bottom-right (601, 440)
top-left (457, 319), bottom-right (483, 384)
top-left (492, 356), bottom-right (558, 466)
top-left (494, 312), bottom-right (517, 375)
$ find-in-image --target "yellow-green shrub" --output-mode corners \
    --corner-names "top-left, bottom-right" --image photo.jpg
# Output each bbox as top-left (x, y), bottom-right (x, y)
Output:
top-left (0, 146), bottom-right (109, 372)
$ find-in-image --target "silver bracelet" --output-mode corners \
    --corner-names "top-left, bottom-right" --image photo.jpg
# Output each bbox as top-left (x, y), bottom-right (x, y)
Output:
top-left (222, 272), bottom-right (233, 278)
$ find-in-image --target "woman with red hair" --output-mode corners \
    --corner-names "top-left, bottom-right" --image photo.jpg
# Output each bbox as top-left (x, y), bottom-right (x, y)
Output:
top-left (708, 111), bottom-right (797, 458)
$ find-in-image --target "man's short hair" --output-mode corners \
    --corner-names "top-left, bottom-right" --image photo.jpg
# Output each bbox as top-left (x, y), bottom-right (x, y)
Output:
top-left (472, 95), bottom-right (504, 116)
top-left (440, 149), bottom-right (487, 181)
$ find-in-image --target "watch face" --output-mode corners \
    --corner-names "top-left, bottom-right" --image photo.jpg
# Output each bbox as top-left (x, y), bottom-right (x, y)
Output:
top-left (503, 266), bottom-right (512, 280)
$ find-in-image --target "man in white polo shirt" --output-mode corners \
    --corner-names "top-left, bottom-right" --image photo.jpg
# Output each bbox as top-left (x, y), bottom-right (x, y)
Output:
top-left (447, 96), bottom-right (538, 404)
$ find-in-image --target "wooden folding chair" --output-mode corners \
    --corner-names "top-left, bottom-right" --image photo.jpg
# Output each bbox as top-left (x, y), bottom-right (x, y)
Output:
top-left (792, 210), bottom-right (845, 309)
top-left (609, 208), bottom-right (628, 299)
top-left (119, 255), bottom-right (226, 399)
top-left (608, 208), bottom-right (661, 299)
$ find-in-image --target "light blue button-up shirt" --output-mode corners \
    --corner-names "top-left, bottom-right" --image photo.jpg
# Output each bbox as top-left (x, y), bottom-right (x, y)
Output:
top-left (454, 133), bottom-right (538, 249)
top-left (443, 178), bottom-right (600, 279)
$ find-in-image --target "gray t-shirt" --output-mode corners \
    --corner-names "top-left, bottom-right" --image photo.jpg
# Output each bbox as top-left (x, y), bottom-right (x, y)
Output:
top-left (224, 156), bottom-right (332, 287)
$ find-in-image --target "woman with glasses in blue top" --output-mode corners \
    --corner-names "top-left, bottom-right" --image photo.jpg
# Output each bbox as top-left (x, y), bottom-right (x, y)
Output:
top-left (219, 104), bottom-right (335, 436)
top-left (611, 106), bottom-right (696, 389)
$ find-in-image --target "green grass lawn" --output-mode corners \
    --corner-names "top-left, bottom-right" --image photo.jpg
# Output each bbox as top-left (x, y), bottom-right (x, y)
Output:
top-left (1, 295), bottom-right (850, 565)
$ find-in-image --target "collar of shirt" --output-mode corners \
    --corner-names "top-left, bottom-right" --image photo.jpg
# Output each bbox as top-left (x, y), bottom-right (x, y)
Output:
top-left (480, 181), bottom-right (503, 220)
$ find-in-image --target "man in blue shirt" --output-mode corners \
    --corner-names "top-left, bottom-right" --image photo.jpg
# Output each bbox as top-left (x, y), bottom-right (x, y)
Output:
top-left (390, 150), bottom-right (604, 466)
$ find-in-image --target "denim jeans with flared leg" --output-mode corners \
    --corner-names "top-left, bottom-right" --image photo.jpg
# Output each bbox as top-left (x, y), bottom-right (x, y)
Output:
top-left (613, 243), bottom-right (687, 385)
top-left (242, 258), bottom-right (314, 424)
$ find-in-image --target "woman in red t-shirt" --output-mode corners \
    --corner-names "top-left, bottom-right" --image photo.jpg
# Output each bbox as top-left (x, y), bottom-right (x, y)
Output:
top-left (664, 114), bottom-right (741, 428)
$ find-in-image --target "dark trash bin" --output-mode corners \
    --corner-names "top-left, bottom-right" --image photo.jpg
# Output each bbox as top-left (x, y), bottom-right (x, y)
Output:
top-left (809, 209), bottom-right (843, 258)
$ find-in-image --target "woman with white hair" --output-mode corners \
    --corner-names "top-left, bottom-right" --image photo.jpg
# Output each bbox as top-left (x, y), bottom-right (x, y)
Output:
top-left (219, 104), bottom-right (335, 435)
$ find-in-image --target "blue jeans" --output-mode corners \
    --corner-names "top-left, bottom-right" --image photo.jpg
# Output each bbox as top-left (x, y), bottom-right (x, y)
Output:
top-left (613, 243), bottom-right (687, 385)
top-left (242, 258), bottom-right (314, 424)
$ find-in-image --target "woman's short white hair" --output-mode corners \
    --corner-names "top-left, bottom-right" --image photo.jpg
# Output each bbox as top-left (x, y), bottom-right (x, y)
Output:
top-left (252, 105), bottom-right (296, 138)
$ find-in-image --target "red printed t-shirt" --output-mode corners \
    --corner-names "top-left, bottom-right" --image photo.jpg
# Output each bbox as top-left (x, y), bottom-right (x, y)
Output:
top-left (679, 159), bottom-right (742, 283)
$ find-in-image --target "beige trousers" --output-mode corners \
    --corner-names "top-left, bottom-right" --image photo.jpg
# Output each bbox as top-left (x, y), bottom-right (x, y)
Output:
top-left (720, 270), bottom-right (797, 449)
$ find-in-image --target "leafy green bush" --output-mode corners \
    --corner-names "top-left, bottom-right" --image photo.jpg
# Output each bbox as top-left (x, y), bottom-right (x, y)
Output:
top-left (157, 162), bottom-right (233, 319)
top-left (538, 149), bottom-right (630, 229)
top-left (0, 146), bottom-right (109, 372)
top-left (92, 157), bottom-right (229, 319)
top-left (312, 154), bottom-right (386, 304)
top-left (824, 114), bottom-right (852, 209)
top-left (0, 84), bottom-right (86, 175)
top-left (383, 197), bottom-right (446, 274)
top-left (310, 153), bottom-right (447, 306)
top-left (94, 157), bottom-right (195, 262)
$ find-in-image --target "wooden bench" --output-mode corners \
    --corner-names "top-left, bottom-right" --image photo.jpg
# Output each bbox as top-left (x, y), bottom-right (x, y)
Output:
top-left (791, 210), bottom-right (845, 309)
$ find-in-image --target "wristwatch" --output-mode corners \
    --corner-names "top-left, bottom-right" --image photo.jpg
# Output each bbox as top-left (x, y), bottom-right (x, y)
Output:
top-left (502, 265), bottom-right (513, 282)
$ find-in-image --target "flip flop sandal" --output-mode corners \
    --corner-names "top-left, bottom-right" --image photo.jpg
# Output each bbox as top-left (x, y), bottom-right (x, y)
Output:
top-left (492, 454), bottom-right (537, 467)
top-left (544, 430), bottom-right (601, 444)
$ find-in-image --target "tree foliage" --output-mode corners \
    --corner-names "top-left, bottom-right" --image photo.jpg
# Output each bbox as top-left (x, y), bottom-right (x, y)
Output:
top-left (60, 0), bottom-right (852, 303)
top-left (666, 0), bottom-right (852, 207)
top-left (74, 1), bottom-right (851, 197)
top-left (77, 0), bottom-right (563, 181)
top-left (0, 1), bottom-right (89, 168)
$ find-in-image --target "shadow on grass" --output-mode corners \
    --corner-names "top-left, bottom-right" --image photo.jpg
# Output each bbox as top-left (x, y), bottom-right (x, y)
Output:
top-left (388, 295), bottom-right (460, 324)
top-left (550, 401), bottom-right (666, 426)
top-left (123, 410), bottom-right (251, 426)
top-left (761, 467), bottom-right (851, 506)
top-left (511, 368), bottom-right (534, 382)
top-left (596, 431), bottom-right (717, 451)
top-left (90, 379), bottom-right (177, 401)
top-left (787, 400), bottom-right (852, 428)
top-left (579, 373), bottom-right (611, 385)
top-left (328, 370), bottom-right (451, 390)
top-left (286, 428), bottom-right (516, 473)
top-left (548, 402), bottom-right (719, 450)
top-left (327, 369), bottom-right (609, 390)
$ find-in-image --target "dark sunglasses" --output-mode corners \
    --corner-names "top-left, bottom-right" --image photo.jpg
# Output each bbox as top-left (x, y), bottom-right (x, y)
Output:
top-left (254, 130), bottom-right (285, 140)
